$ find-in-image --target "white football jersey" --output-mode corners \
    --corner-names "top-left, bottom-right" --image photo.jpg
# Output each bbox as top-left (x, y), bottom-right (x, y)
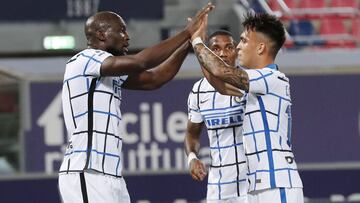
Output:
top-left (60, 49), bottom-right (128, 178)
top-left (243, 64), bottom-right (303, 191)
top-left (188, 78), bottom-right (248, 200)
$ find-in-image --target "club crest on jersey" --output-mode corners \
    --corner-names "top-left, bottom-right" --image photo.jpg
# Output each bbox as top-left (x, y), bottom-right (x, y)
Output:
top-left (112, 79), bottom-right (121, 94)
top-left (234, 96), bottom-right (246, 105)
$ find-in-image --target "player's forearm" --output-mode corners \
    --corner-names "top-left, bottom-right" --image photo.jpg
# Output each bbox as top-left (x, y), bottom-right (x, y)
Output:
top-left (185, 135), bottom-right (201, 156)
top-left (201, 66), bottom-right (244, 97)
top-left (135, 30), bottom-right (191, 68)
top-left (193, 43), bottom-right (249, 92)
top-left (149, 42), bottom-right (190, 89)
top-left (184, 122), bottom-right (203, 155)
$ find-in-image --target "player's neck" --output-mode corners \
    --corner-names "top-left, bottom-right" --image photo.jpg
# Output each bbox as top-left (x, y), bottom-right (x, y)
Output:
top-left (256, 57), bottom-right (274, 69)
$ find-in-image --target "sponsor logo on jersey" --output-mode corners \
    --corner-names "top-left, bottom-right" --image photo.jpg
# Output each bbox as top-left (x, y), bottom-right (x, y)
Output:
top-left (205, 113), bottom-right (244, 128)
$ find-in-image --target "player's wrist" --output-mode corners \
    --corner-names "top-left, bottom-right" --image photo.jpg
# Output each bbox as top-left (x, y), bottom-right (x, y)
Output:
top-left (187, 152), bottom-right (199, 167)
top-left (191, 37), bottom-right (204, 48)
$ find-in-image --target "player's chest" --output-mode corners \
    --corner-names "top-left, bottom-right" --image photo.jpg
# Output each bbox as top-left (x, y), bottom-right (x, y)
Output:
top-left (198, 93), bottom-right (245, 110)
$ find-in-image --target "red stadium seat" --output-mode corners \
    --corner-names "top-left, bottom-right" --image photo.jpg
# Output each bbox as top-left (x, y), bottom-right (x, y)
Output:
top-left (330, 0), bottom-right (359, 8)
top-left (297, 0), bottom-right (327, 19)
top-left (351, 18), bottom-right (360, 43)
top-left (269, 0), bottom-right (297, 11)
top-left (299, 0), bottom-right (326, 8)
top-left (268, 0), bottom-right (282, 12)
top-left (320, 18), bottom-right (345, 34)
top-left (284, 0), bottom-right (297, 8)
top-left (329, 0), bottom-right (359, 18)
top-left (268, 0), bottom-right (298, 20)
top-left (319, 18), bottom-right (356, 48)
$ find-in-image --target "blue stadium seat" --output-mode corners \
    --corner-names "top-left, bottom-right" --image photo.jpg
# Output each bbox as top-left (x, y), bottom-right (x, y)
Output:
top-left (288, 20), bottom-right (325, 46)
top-left (250, 0), bottom-right (266, 13)
top-left (288, 20), bottom-right (314, 35)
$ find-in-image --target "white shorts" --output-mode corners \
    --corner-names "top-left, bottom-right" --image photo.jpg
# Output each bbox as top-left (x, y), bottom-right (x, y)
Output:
top-left (248, 188), bottom-right (303, 203)
top-left (58, 172), bottom-right (130, 203)
top-left (207, 196), bottom-right (248, 203)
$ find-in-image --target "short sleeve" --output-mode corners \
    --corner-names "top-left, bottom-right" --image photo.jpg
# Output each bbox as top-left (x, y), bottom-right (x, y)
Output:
top-left (187, 90), bottom-right (203, 123)
top-left (82, 49), bottom-right (112, 77)
top-left (245, 68), bottom-right (274, 95)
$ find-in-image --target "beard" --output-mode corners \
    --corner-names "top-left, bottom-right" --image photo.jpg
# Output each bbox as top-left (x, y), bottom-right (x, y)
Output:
top-left (107, 47), bottom-right (126, 56)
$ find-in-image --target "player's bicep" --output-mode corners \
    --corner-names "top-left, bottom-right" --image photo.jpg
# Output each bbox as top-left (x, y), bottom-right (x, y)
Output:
top-left (100, 55), bottom-right (146, 76)
top-left (121, 70), bottom-right (155, 90)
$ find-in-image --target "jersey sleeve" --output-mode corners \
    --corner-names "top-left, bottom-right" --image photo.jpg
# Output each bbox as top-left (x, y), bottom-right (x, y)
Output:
top-left (245, 68), bottom-right (274, 95)
top-left (187, 88), bottom-right (203, 123)
top-left (82, 50), bottom-right (112, 77)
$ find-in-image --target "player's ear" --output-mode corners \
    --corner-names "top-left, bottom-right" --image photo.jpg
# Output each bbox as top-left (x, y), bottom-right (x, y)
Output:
top-left (257, 42), bottom-right (266, 56)
top-left (96, 30), bottom-right (106, 42)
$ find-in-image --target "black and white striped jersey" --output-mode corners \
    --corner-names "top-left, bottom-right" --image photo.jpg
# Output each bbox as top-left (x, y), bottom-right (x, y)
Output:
top-left (60, 49), bottom-right (127, 178)
top-left (188, 78), bottom-right (248, 200)
top-left (243, 64), bottom-right (303, 191)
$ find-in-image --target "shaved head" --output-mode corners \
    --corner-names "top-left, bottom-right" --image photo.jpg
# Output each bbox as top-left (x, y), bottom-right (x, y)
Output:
top-left (84, 11), bottom-right (129, 56)
top-left (85, 11), bottom-right (123, 42)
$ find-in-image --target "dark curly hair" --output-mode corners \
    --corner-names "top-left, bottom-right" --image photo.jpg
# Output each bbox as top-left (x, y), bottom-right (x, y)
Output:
top-left (242, 12), bottom-right (285, 57)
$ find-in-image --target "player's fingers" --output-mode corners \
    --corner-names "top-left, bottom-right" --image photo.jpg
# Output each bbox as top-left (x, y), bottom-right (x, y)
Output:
top-left (199, 174), bottom-right (206, 181)
top-left (198, 162), bottom-right (207, 171)
top-left (195, 3), bottom-right (214, 20)
top-left (191, 172), bottom-right (201, 181)
top-left (204, 14), bottom-right (208, 27)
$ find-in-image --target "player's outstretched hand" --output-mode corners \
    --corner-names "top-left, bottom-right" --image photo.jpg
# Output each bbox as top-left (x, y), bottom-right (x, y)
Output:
top-left (185, 3), bottom-right (214, 36)
top-left (190, 13), bottom-right (208, 42)
top-left (189, 159), bottom-right (207, 181)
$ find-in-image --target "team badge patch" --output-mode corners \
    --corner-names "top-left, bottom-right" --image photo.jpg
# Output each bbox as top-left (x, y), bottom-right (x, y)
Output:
top-left (234, 96), bottom-right (242, 103)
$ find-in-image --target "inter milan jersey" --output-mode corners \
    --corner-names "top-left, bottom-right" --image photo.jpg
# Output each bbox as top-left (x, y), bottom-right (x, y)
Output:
top-left (188, 78), bottom-right (248, 200)
top-left (60, 49), bottom-right (127, 178)
top-left (243, 64), bottom-right (303, 191)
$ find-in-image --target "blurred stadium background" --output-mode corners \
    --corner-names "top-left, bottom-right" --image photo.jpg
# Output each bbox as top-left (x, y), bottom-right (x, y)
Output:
top-left (0, 0), bottom-right (360, 202)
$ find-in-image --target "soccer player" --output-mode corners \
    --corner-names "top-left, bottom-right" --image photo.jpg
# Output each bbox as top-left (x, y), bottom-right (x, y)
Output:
top-left (58, 4), bottom-right (214, 203)
top-left (190, 12), bottom-right (304, 202)
top-left (185, 30), bottom-right (248, 203)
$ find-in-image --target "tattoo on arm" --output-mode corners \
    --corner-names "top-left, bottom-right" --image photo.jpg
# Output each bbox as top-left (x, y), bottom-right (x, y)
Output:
top-left (194, 44), bottom-right (249, 92)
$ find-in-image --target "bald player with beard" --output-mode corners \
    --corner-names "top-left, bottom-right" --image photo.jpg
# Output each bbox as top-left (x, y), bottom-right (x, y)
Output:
top-left (58, 4), bottom-right (214, 203)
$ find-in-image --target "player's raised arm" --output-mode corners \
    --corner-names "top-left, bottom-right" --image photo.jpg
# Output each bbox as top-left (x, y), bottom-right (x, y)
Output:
top-left (189, 13), bottom-right (249, 94)
top-left (200, 66), bottom-right (244, 97)
top-left (191, 42), bottom-right (249, 94)
top-left (100, 3), bottom-right (215, 76)
top-left (122, 42), bottom-right (190, 90)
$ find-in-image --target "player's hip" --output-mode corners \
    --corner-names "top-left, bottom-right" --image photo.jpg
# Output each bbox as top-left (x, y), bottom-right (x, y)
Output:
top-left (248, 187), bottom-right (303, 203)
top-left (58, 171), bottom-right (130, 203)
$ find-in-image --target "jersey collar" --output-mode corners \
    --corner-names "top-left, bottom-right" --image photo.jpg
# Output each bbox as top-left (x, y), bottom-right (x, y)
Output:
top-left (266, 64), bottom-right (278, 70)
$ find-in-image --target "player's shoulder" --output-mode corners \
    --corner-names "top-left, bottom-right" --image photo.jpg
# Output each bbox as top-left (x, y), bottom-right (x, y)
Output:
top-left (83, 48), bottom-right (112, 56)
top-left (191, 78), bottom-right (213, 92)
top-left (67, 49), bottom-right (112, 64)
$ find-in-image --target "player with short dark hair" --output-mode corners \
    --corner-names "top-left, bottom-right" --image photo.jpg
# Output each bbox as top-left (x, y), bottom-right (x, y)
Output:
top-left (58, 4), bottom-right (214, 203)
top-left (185, 30), bottom-right (248, 203)
top-left (190, 12), bottom-right (303, 203)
